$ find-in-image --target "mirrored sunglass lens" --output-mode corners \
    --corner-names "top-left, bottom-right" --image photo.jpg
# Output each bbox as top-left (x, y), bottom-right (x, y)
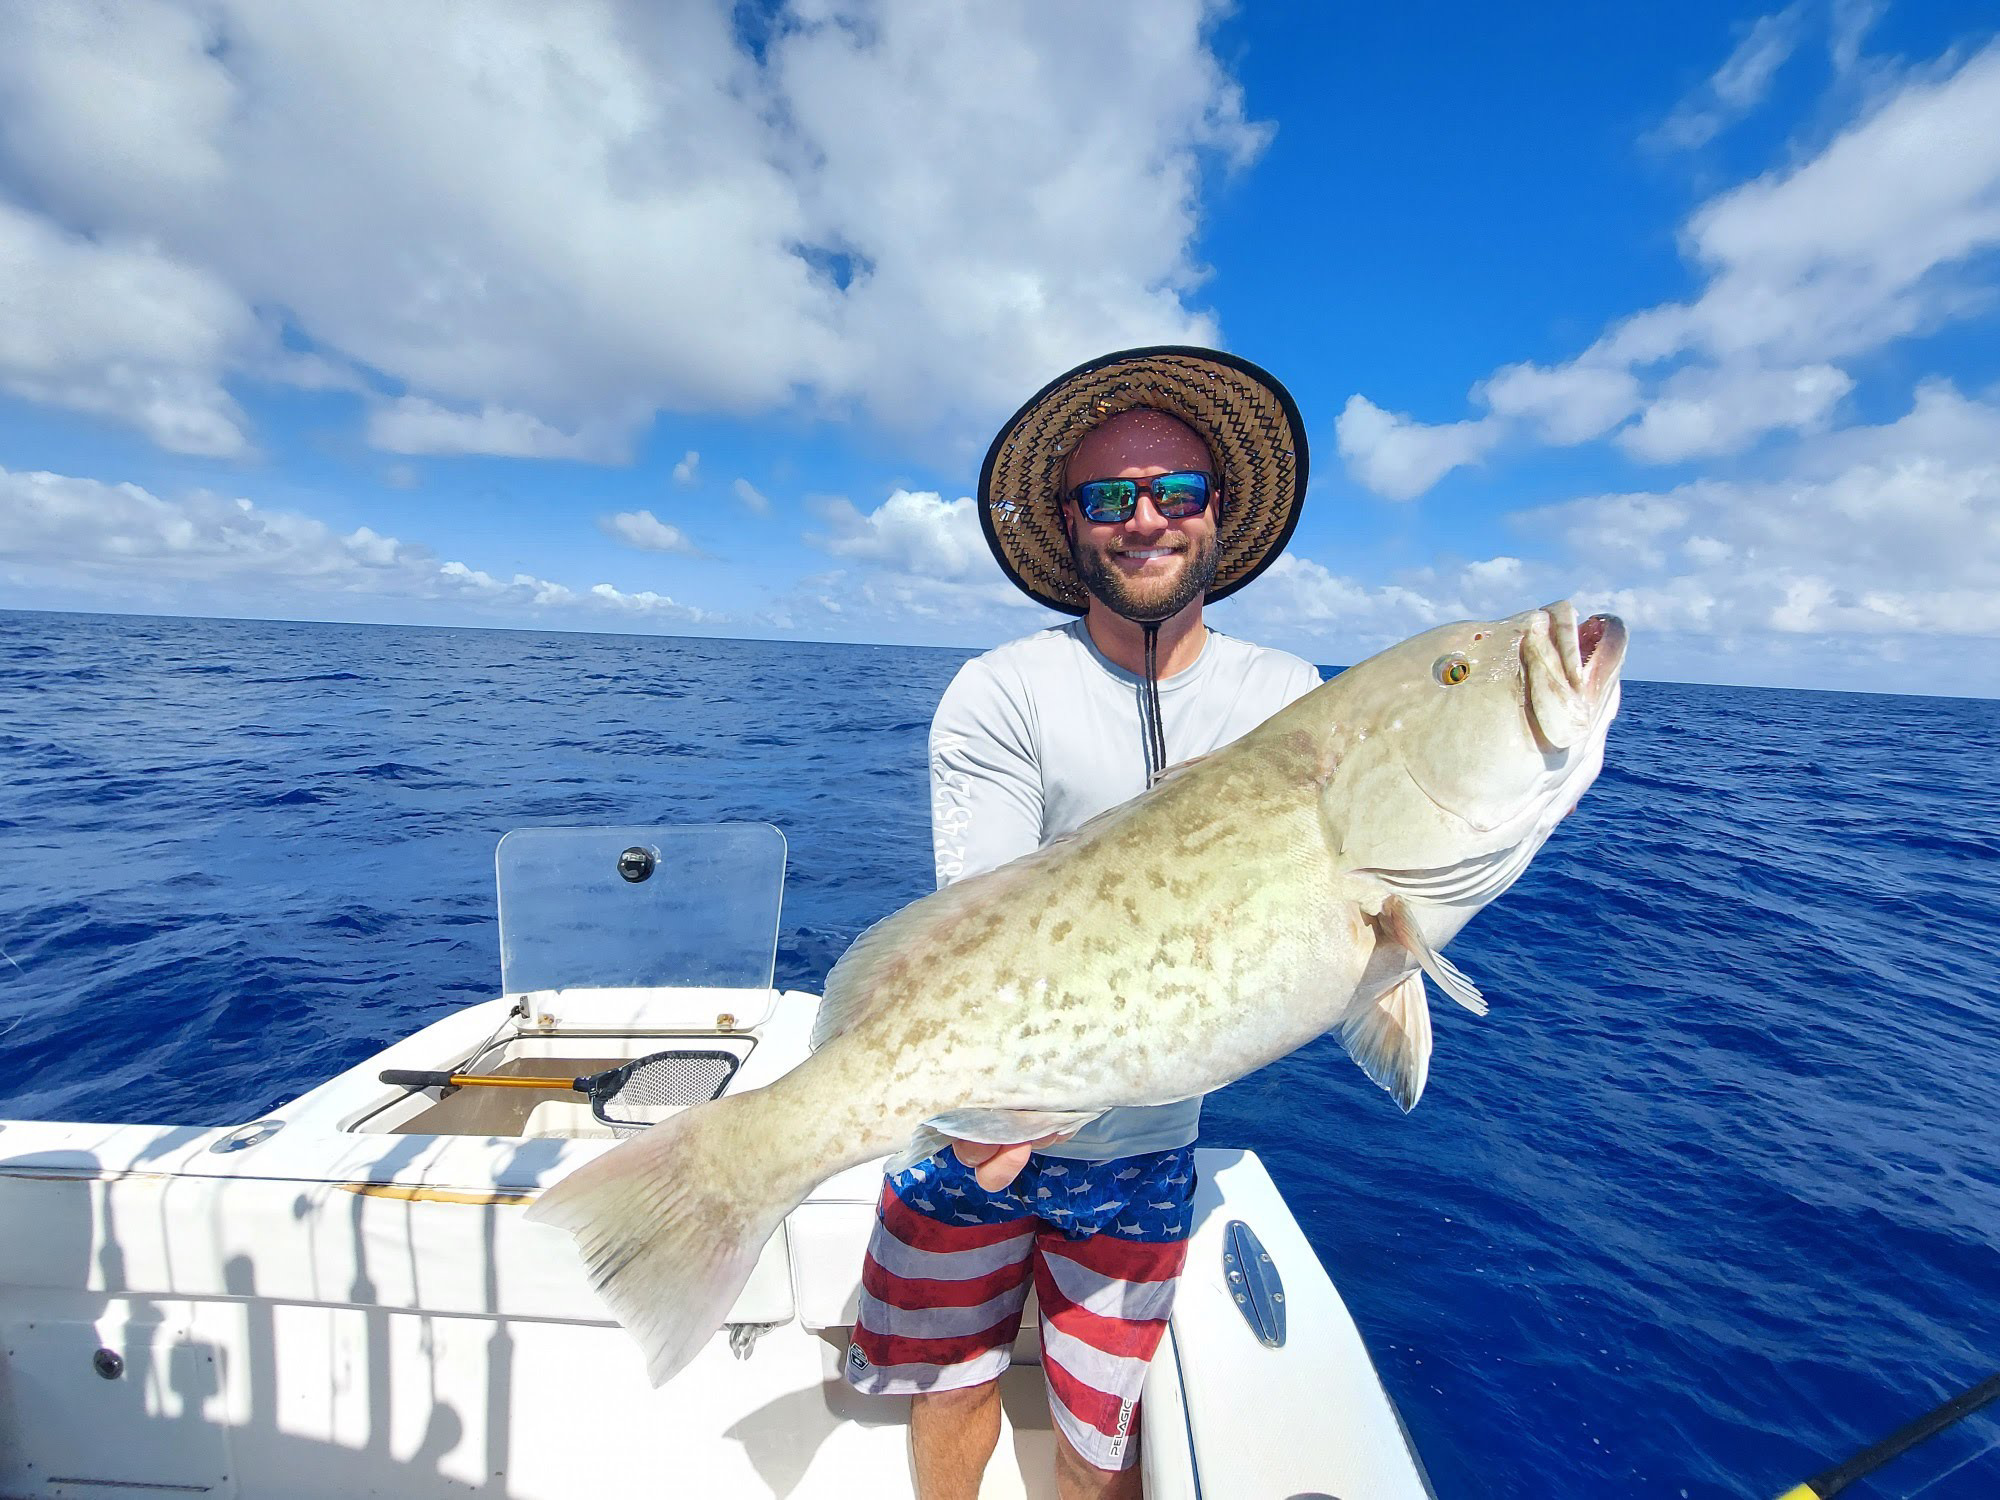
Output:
top-left (1077, 480), bottom-right (1137, 520)
top-left (1151, 474), bottom-right (1209, 514)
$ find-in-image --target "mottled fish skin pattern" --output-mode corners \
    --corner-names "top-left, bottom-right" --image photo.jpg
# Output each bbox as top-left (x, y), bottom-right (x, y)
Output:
top-left (828, 733), bottom-right (1356, 1136)
top-left (812, 598), bottom-right (1627, 1152)
top-left (525, 601), bottom-right (1627, 1385)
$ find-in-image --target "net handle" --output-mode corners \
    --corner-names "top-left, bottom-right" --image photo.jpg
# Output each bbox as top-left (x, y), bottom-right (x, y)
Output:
top-left (380, 1068), bottom-right (586, 1093)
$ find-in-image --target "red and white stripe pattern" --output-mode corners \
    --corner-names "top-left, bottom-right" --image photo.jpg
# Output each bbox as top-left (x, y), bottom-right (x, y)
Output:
top-left (846, 1176), bottom-right (1189, 1471)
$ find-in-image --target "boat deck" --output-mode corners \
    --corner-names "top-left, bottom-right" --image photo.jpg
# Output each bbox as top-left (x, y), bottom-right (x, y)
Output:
top-left (0, 987), bottom-right (1434, 1498)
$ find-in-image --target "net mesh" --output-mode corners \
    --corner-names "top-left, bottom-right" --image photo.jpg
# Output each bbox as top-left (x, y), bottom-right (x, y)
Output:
top-left (592, 1050), bottom-right (739, 1131)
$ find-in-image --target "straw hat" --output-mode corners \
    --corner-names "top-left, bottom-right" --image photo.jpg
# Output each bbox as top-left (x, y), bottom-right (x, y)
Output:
top-left (977, 345), bottom-right (1309, 616)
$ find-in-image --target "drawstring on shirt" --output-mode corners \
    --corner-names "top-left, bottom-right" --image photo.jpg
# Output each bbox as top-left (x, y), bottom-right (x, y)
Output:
top-left (1141, 622), bottom-right (1168, 786)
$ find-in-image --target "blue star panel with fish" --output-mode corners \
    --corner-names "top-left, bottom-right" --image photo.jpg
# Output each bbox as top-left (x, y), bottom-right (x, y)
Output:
top-left (888, 1143), bottom-right (1198, 1242)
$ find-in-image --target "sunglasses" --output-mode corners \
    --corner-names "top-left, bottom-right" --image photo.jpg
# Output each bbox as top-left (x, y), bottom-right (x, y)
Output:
top-left (1068, 471), bottom-right (1214, 524)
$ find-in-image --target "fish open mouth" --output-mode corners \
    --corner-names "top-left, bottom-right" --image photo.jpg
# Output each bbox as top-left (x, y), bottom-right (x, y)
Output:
top-left (1522, 603), bottom-right (1628, 752)
top-left (1576, 612), bottom-right (1627, 692)
top-left (1579, 614), bottom-right (1610, 663)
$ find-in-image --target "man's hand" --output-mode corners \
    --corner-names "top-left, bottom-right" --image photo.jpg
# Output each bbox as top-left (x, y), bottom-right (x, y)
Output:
top-left (949, 1131), bottom-right (1077, 1191)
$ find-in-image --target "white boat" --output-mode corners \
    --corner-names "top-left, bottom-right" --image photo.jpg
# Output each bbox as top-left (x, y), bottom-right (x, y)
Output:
top-left (0, 826), bottom-right (1436, 1498)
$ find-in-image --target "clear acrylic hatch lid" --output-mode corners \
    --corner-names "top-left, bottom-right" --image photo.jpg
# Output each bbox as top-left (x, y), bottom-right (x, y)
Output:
top-left (496, 824), bottom-right (786, 995)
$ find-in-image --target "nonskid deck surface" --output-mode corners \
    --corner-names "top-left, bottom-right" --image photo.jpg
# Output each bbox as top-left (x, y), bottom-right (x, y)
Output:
top-left (0, 988), bottom-right (1431, 1499)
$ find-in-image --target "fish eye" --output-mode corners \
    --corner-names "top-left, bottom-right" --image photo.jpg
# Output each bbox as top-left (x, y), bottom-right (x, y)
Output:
top-left (1434, 654), bottom-right (1471, 686)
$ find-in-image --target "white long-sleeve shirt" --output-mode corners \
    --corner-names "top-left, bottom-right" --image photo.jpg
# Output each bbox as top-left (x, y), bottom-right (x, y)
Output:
top-left (929, 619), bottom-right (1323, 1160)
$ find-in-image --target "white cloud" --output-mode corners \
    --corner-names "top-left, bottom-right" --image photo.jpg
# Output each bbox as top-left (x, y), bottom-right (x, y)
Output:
top-left (732, 478), bottom-right (771, 515)
top-left (0, 196), bottom-right (255, 455)
top-left (434, 563), bottom-right (708, 620)
top-left (0, 463), bottom-right (710, 624)
top-left (1216, 552), bottom-right (1574, 662)
top-left (599, 508), bottom-right (702, 555)
top-left (586, 581), bottom-right (703, 617)
top-left (806, 489), bottom-right (987, 579)
top-left (366, 397), bottom-right (622, 461)
top-left (1341, 42), bottom-right (2000, 497)
top-left (772, 486), bottom-right (1046, 640)
top-left (1518, 383), bottom-right (2000, 642)
top-left (0, 1), bottom-right (1268, 458)
top-left (0, 466), bottom-right (428, 581)
top-left (1646, 6), bottom-right (1806, 151)
top-left (772, 565), bottom-right (1043, 640)
top-left (1612, 43), bottom-right (2000, 370)
top-left (1334, 396), bottom-right (1503, 501)
top-left (673, 450), bottom-right (699, 485)
top-left (1616, 362), bottom-right (1853, 462)
top-left (1477, 361), bottom-right (1642, 445)
top-left (1829, 0), bottom-right (1882, 77)
top-left (1259, 380), bottom-right (2000, 691)
top-left (1801, 376), bottom-right (2000, 473)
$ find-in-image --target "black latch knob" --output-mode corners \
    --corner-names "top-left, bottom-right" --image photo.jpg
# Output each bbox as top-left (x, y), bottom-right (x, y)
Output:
top-left (616, 846), bottom-right (656, 883)
top-left (93, 1348), bottom-right (123, 1380)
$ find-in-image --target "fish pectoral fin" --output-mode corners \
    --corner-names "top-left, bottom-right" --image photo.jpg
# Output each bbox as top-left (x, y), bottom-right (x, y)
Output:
top-left (1377, 895), bottom-right (1488, 1016)
top-left (923, 1108), bottom-right (1102, 1146)
top-left (1337, 971), bottom-right (1432, 1113)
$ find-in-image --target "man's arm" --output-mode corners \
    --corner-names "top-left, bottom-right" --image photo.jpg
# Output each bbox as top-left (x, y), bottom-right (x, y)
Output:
top-left (930, 658), bottom-right (1043, 889)
top-left (927, 658), bottom-right (1070, 1187)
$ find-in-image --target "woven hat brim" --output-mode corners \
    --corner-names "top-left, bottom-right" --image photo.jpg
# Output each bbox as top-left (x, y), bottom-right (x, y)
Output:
top-left (978, 345), bottom-right (1309, 616)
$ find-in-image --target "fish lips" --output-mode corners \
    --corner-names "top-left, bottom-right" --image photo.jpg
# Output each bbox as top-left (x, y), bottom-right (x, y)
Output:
top-left (1525, 604), bottom-right (1627, 752)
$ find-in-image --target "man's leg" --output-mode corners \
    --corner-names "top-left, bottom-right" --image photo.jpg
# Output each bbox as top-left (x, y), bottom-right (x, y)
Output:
top-left (1054, 1419), bottom-right (1142, 1500)
top-left (845, 1152), bottom-right (1037, 1496)
top-left (910, 1380), bottom-right (1004, 1500)
top-left (1032, 1146), bottom-right (1196, 1495)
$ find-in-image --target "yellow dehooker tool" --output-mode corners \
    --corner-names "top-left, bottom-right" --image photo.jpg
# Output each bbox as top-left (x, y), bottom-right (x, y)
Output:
top-left (379, 1048), bottom-right (740, 1129)
top-left (1773, 1371), bottom-right (1999, 1499)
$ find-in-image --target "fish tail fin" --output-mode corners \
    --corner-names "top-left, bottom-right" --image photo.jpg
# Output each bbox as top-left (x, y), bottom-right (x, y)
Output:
top-left (524, 1079), bottom-right (832, 1386)
top-left (1338, 970), bottom-right (1433, 1112)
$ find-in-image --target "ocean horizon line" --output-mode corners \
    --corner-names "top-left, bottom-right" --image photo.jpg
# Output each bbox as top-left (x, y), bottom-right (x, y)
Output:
top-left (5, 603), bottom-right (1994, 706)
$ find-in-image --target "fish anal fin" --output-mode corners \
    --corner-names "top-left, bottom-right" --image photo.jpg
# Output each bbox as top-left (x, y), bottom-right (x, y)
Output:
top-left (884, 1126), bottom-right (954, 1176)
top-left (882, 1108), bottom-right (1104, 1176)
top-left (1377, 895), bottom-right (1488, 1016)
top-left (1338, 971), bottom-right (1432, 1112)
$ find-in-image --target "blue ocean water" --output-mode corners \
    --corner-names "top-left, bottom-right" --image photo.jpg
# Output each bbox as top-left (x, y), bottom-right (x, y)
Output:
top-left (2, 607), bottom-right (1996, 1499)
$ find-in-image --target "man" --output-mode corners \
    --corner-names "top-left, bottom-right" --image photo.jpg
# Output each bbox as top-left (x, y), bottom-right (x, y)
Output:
top-left (845, 347), bottom-right (1321, 1498)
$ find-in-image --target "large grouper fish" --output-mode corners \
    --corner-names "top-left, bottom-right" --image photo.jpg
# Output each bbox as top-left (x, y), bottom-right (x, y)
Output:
top-left (527, 600), bottom-right (1628, 1384)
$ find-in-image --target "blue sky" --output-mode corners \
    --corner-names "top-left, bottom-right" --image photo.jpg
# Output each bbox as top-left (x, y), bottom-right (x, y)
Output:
top-left (2, 1), bottom-right (1997, 695)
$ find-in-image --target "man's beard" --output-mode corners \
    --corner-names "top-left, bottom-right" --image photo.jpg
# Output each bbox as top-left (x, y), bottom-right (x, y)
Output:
top-left (1071, 531), bottom-right (1222, 624)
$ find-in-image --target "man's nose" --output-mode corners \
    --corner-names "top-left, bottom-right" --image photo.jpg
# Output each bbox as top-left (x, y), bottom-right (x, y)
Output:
top-left (1122, 489), bottom-right (1170, 532)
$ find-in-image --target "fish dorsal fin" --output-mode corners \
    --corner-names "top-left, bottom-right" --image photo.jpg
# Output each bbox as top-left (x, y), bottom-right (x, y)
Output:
top-left (1337, 970), bottom-right (1432, 1112)
top-left (810, 903), bottom-right (939, 1052)
top-left (810, 860), bottom-right (1041, 1052)
top-left (1008, 756), bottom-right (1208, 864)
top-left (1375, 894), bottom-right (1488, 1016)
top-left (812, 752), bottom-right (1221, 1054)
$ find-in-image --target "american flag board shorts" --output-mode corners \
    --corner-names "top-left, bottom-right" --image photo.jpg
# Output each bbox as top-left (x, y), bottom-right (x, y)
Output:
top-left (843, 1143), bottom-right (1197, 1472)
